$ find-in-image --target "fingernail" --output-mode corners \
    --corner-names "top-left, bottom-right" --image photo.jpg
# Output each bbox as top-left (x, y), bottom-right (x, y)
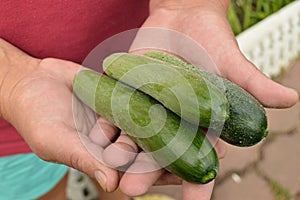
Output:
top-left (94, 170), bottom-right (107, 192)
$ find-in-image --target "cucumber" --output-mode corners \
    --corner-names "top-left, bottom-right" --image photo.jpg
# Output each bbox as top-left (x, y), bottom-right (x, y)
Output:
top-left (144, 50), bottom-right (268, 147)
top-left (103, 53), bottom-right (229, 129)
top-left (73, 70), bottom-right (219, 184)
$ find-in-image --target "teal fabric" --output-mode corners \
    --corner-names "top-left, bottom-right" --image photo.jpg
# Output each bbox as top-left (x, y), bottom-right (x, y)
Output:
top-left (0, 153), bottom-right (69, 200)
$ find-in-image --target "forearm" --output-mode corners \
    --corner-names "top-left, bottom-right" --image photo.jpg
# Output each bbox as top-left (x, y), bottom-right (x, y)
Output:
top-left (0, 38), bottom-right (39, 121)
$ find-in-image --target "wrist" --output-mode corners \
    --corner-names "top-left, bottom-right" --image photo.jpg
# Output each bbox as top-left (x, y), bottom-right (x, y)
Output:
top-left (0, 38), bottom-right (40, 121)
top-left (149, 0), bottom-right (230, 14)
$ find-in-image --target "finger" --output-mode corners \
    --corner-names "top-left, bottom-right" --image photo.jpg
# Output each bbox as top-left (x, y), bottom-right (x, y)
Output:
top-left (119, 152), bottom-right (164, 196)
top-left (154, 171), bottom-right (182, 185)
top-left (222, 54), bottom-right (298, 108)
top-left (199, 19), bottom-right (299, 108)
top-left (185, 14), bottom-right (299, 109)
top-left (70, 129), bottom-right (122, 193)
top-left (214, 139), bottom-right (227, 159)
top-left (72, 99), bottom-right (117, 162)
top-left (79, 118), bottom-right (123, 192)
top-left (89, 117), bottom-right (119, 147)
top-left (182, 180), bottom-right (215, 200)
top-left (204, 131), bottom-right (227, 159)
top-left (31, 101), bottom-right (119, 192)
top-left (102, 131), bottom-right (139, 168)
top-left (32, 123), bottom-right (120, 193)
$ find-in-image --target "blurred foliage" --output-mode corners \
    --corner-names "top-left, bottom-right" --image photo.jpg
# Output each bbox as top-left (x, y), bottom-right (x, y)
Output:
top-left (269, 180), bottom-right (291, 200)
top-left (227, 0), bottom-right (296, 35)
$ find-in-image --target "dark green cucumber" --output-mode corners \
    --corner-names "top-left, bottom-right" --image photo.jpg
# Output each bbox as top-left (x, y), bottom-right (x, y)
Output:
top-left (144, 50), bottom-right (268, 147)
top-left (73, 70), bottom-right (219, 184)
top-left (103, 53), bottom-right (229, 129)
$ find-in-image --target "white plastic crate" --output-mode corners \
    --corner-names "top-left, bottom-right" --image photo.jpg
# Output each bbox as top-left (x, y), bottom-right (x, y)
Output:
top-left (67, 168), bottom-right (99, 200)
top-left (236, 0), bottom-right (300, 77)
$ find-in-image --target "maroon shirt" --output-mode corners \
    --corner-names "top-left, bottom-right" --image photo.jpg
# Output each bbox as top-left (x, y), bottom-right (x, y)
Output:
top-left (0, 0), bottom-right (149, 156)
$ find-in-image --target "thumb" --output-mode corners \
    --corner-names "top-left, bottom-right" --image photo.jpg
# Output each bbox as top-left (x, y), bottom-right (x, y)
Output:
top-left (221, 51), bottom-right (298, 108)
top-left (36, 125), bottom-right (120, 193)
top-left (27, 59), bottom-right (121, 192)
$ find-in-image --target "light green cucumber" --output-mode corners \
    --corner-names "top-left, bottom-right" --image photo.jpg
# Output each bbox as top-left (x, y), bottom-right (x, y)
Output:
top-left (144, 50), bottom-right (268, 147)
top-left (73, 70), bottom-right (219, 184)
top-left (103, 53), bottom-right (229, 129)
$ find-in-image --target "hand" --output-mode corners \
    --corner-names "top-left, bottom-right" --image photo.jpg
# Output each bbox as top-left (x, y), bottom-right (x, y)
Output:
top-left (127, 0), bottom-right (299, 199)
top-left (143, 0), bottom-right (298, 108)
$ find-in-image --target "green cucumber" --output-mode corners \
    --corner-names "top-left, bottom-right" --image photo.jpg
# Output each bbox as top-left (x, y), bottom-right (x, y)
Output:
top-left (73, 70), bottom-right (219, 184)
top-left (103, 53), bottom-right (229, 129)
top-left (144, 50), bottom-right (268, 147)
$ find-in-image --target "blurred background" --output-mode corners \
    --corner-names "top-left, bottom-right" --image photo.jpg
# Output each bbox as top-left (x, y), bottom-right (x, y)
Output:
top-left (68, 1), bottom-right (300, 199)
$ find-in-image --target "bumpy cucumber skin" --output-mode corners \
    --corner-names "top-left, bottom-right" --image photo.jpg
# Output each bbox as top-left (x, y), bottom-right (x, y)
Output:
top-left (73, 70), bottom-right (219, 184)
top-left (103, 53), bottom-right (229, 129)
top-left (144, 51), bottom-right (268, 147)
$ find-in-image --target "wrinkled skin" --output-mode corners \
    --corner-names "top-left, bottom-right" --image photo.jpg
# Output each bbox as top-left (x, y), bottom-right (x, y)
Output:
top-left (0, 0), bottom-right (297, 199)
